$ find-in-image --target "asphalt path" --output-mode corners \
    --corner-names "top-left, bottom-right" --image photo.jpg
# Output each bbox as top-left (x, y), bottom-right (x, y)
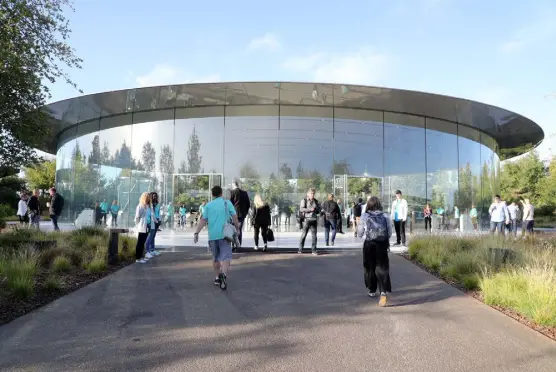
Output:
top-left (0, 249), bottom-right (555, 372)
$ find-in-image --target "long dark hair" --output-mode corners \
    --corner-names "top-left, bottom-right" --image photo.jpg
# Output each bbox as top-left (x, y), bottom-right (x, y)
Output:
top-left (150, 192), bottom-right (159, 205)
top-left (365, 196), bottom-right (383, 212)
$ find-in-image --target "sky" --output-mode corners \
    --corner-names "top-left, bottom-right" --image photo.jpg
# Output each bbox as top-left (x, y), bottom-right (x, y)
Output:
top-left (47, 0), bottom-right (556, 159)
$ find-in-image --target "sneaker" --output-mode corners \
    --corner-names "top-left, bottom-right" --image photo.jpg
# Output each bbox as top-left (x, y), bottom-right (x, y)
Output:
top-left (326, 242), bottom-right (329, 247)
top-left (368, 292), bottom-right (376, 298)
top-left (312, 252), bottom-right (318, 256)
top-left (379, 293), bottom-right (388, 307)
top-left (145, 252), bottom-right (153, 259)
top-left (263, 244), bottom-right (267, 252)
top-left (298, 250), bottom-right (303, 254)
top-left (219, 273), bottom-right (227, 290)
top-left (152, 251), bottom-right (161, 256)
top-left (254, 246), bottom-right (259, 250)
top-left (135, 259), bottom-right (147, 264)
top-left (331, 241), bottom-right (335, 246)
top-left (213, 277), bottom-right (221, 286)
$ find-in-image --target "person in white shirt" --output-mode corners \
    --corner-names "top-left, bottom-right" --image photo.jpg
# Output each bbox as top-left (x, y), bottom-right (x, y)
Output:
top-left (521, 199), bottom-right (535, 236)
top-left (391, 190), bottom-right (408, 246)
top-left (507, 201), bottom-right (519, 236)
top-left (489, 195), bottom-right (509, 235)
top-left (17, 193), bottom-right (29, 225)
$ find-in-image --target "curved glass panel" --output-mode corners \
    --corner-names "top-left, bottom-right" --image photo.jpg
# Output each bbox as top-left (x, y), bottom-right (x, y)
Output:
top-left (457, 125), bottom-right (482, 228)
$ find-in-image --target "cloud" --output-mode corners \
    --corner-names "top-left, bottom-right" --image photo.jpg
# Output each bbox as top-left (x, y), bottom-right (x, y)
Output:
top-left (499, 13), bottom-right (556, 53)
top-left (283, 48), bottom-right (390, 85)
top-left (135, 64), bottom-right (220, 87)
top-left (247, 33), bottom-right (281, 51)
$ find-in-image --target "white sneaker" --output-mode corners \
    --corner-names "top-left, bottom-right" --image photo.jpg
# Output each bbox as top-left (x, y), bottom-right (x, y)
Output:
top-left (136, 259), bottom-right (147, 264)
top-left (254, 246), bottom-right (259, 250)
top-left (145, 252), bottom-right (153, 259)
top-left (152, 251), bottom-right (161, 256)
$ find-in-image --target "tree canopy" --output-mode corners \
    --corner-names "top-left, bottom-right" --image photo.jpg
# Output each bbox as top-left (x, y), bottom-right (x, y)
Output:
top-left (24, 159), bottom-right (56, 192)
top-left (0, 0), bottom-right (82, 168)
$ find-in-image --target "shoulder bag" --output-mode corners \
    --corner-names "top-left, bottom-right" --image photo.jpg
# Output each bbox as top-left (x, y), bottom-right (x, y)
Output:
top-left (222, 200), bottom-right (237, 242)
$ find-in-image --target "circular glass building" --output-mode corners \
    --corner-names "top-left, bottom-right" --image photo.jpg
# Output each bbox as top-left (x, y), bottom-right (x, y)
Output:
top-left (41, 82), bottom-right (544, 231)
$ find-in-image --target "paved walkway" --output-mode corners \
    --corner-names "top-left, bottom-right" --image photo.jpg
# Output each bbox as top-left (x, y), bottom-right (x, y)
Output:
top-left (1, 250), bottom-right (555, 372)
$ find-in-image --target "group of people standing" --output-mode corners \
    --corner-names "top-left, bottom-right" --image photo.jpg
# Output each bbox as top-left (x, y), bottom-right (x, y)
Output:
top-left (488, 196), bottom-right (535, 236)
top-left (16, 187), bottom-right (64, 231)
top-left (94, 199), bottom-right (120, 227)
top-left (133, 191), bottom-right (163, 263)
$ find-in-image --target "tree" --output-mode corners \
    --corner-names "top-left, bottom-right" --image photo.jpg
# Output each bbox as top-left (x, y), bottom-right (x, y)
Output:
top-left (159, 145), bottom-right (174, 174)
top-left (280, 163), bottom-right (293, 179)
top-left (500, 151), bottom-right (544, 203)
top-left (141, 142), bottom-right (156, 172)
top-left (0, 0), bottom-right (82, 168)
top-left (186, 126), bottom-right (202, 173)
top-left (0, 166), bottom-right (25, 210)
top-left (296, 161), bottom-right (305, 179)
top-left (101, 142), bottom-right (111, 165)
top-left (24, 159), bottom-right (56, 192)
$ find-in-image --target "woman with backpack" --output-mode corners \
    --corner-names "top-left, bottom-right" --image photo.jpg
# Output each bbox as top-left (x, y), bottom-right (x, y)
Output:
top-left (357, 196), bottom-right (393, 307)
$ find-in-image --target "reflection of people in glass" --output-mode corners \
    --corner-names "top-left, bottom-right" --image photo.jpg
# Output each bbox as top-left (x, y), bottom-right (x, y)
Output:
top-left (100, 199), bottom-right (109, 226)
top-left (469, 204), bottom-right (478, 231)
top-left (436, 207), bottom-right (445, 230)
top-left (179, 205), bottom-right (187, 228)
top-left (352, 198), bottom-right (363, 237)
top-left (110, 200), bottom-right (119, 227)
top-left (298, 188), bottom-right (320, 255)
top-left (94, 202), bottom-right (103, 225)
top-left (167, 202), bottom-right (174, 227)
top-left (453, 206), bottom-right (460, 231)
top-left (423, 204), bottom-right (432, 231)
top-left (322, 193), bottom-right (341, 247)
top-left (391, 190), bottom-right (407, 246)
top-left (489, 195), bottom-right (509, 235)
top-left (252, 194), bottom-right (271, 251)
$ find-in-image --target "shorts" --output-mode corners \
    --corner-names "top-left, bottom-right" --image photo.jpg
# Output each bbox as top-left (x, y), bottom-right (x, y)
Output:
top-left (209, 239), bottom-right (233, 262)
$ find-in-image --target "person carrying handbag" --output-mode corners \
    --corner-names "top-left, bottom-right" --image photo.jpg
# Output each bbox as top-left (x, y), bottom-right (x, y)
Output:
top-left (194, 186), bottom-right (240, 290)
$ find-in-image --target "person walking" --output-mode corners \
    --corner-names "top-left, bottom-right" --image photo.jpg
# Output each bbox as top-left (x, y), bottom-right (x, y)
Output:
top-left (489, 195), bottom-right (509, 235)
top-left (322, 193), bottom-right (341, 247)
top-left (179, 205), bottom-right (187, 228)
top-left (469, 204), bottom-right (478, 231)
top-left (229, 180), bottom-right (250, 247)
top-left (100, 199), bottom-right (109, 226)
top-left (423, 204), bottom-right (432, 232)
top-left (110, 200), bottom-right (119, 227)
top-left (252, 194), bottom-right (271, 251)
top-left (521, 199), bottom-right (535, 236)
top-left (298, 188), bottom-right (321, 255)
top-left (453, 206), bottom-right (460, 231)
top-left (507, 201), bottom-right (518, 236)
top-left (352, 198), bottom-right (363, 237)
top-left (391, 190), bottom-right (408, 246)
top-left (357, 196), bottom-right (392, 307)
top-left (134, 192), bottom-right (150, 263)
top-left (17, 193), bottom-right (29, 225)
top-left (48, 187), bottom-right (64, 231)
top-left (193, 186), bottom-right (240, 290)
top-left (145, 192), bottom-right (161, 259)
top-left (27, 189), bottom-right (41, 229)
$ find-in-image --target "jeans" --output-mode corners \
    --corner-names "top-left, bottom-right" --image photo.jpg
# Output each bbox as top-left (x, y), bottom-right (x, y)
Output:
top-left (324, 218), bottom-right (338, 244)
top-left (30, 213), bottom-right (40, 228)
top-left (424, 216), bottom-right (432, 231)
top-left (145, 226), bottom-right (157, 252)
top-left (254, 224), bottom-right (269, 247)
top-left (394, 220), bottom-right (406, 244)
top-left (135, 232), bottom-right (148, 259)
top-left (363, 240), bottom-right (392, 294)
top-left (50, 214), bottom-right (59, 231)
top-left (510, 218), bottom-right (518, 235)
top-left (299, 219), bottom-right (318, 253)
top-left (237, 216), bottom-right (246, 245)
top-left (111, 212), bottom-right (118, 226)
top-left (490, 221), bottom-right (505, 235)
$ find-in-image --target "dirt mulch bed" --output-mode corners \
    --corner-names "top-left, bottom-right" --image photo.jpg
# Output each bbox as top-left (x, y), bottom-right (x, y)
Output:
top-left (400, 253), bottom-right (556, 342)
top-left (0, 260), bottom-right (134, 327)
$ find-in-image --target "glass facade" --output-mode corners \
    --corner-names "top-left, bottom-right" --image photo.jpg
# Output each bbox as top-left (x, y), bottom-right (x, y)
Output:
top-left (55, 106), bottom-right (501, 235)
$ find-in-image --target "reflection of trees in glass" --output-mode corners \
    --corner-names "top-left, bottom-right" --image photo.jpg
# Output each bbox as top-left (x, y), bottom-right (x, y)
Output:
top-left (239, 162), bottom-right (259, 179)
top-left (186, 125), bottom-right (202, 173)
top-left (89, 135), bottom-right (101, 165)
top-left (332, 160), bottom-right (351, 176)
top-left (455, 163), bottom-right (477, 212)
top-left (296, 161), bottom-right (305, 178)
top-left (101, 142), bottom-right (111, 165)
top-left (347, 177), bottom-right (381, 200)
top-left (71, 142), bottom-right (106, 209)
top-left (159, 145), bottom-right (174, 174)
top-left (141, 142), bottom-right (156, 172)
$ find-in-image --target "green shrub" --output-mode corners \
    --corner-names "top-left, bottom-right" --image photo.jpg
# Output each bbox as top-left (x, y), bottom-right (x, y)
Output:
top-left (0, 249), bottom-right (39, 299)
top-left (462, 274), bottom-right (480, 290)
top-left (75, 226), bottom-right (107, 237)
top-left (52, 256), bottom-right (72, 273)
top-left (39, 246), bottom-right (82, 268)
top-left (118, 236), bottom-right (137, 261)
top-left (10, 276), bottom-right (34, 299)
top-left (44, 276), bottom-right (62, 291)
top-left (85, 258), bottom-right (107, 274)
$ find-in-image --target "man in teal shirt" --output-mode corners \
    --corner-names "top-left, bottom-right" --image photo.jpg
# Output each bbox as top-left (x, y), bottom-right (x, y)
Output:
top-left (194, 186), bottom-right (240, 290)
top-left (100, 199), bottom-right (109, 226)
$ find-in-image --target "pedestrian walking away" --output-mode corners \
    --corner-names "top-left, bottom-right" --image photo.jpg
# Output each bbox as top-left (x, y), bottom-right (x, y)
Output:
top-left (252, 194), bottom-right (271, 251)
top-left (357, 196), bottom-right (393, 307)
top-left (230, 180), bottom-right (251, 248)
top-left (322, 193), bottom-right (341, 246)
top-left (48, 187), bottom-right (64, 231)
top-left (194, 185), bottom-right (240, 290)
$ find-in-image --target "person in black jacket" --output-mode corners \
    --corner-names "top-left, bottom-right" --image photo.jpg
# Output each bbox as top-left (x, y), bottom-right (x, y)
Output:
top-left (49, 187), bottom-right (64, 231)
top-left (229, 180), bottom-right (250, 247)
top-left (27, 189), bottom-right (41, 229)
top-left (252, 194), bottom-right (271, 251)
top-left (322, 193), bottom-right (341, 246)
top-left (352, 198), bottom-right (363, 237)
top-left (299, 188), bottom-right (321, 255)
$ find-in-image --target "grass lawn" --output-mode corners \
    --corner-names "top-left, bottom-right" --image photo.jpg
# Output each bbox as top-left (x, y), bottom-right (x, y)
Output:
top-left (408, 235), bottom-right (556, 332)
top-left (0, 226), bottom-right (137, 325)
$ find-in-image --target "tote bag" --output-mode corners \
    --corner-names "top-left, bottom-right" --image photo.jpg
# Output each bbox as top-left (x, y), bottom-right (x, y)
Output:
top-left (222, 200), bottom-right (237, 242)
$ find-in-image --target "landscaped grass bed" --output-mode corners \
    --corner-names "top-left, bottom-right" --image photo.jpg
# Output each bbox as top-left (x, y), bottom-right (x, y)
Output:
top-left (0, 226), bottom-right (137, 325)
top-left (407, 235), bottom-right (556, 337)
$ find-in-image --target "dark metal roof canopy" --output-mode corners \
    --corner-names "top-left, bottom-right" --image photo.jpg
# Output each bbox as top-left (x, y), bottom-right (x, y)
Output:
top-left (41, 82), bottom-right (544, 157)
